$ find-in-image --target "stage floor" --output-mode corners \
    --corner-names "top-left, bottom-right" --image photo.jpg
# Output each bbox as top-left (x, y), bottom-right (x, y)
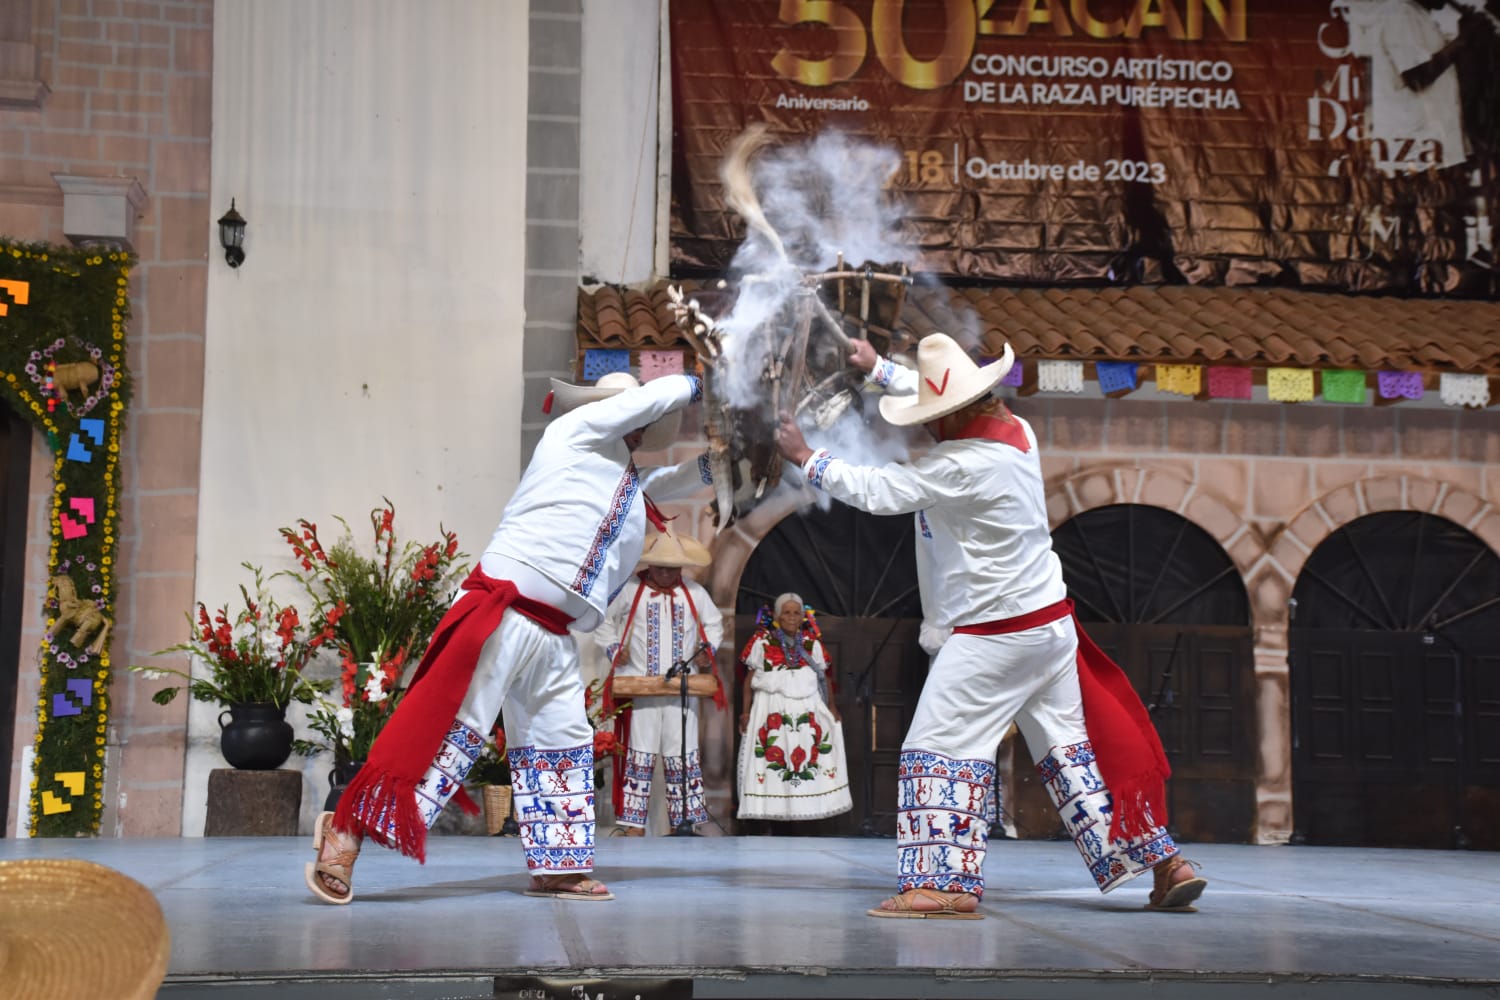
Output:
top-left (2, 834), bottom-right (1497, 999)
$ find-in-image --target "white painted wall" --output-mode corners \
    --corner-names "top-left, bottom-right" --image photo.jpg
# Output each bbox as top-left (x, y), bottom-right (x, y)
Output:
top-left (580, 0), bottom-right (663, 285)
top-left (191, 0), bottom-right (529, 834)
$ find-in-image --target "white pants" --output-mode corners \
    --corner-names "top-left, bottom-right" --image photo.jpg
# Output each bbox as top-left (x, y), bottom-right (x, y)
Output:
top-left (617, 695), bottom-right (705, 829)
top-left (410, 603), bottom-right (597, 873)
top-left (898, 618), bottom-right (1176, 897)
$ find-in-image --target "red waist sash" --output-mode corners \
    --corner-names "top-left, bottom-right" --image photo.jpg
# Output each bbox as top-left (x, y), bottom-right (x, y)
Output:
top-left (952, 598), bottom-right (1072, 636)
top-left (334, 567), bottom-right (573, 861)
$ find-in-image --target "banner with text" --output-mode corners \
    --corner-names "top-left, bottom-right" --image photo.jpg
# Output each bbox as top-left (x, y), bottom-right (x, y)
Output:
top-left (669, 0), bottom-right (1500, 294)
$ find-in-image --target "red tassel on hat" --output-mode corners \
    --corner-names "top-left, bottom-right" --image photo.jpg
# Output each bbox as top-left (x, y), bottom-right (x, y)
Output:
top-left (541, 390), bottom-right (555, 415)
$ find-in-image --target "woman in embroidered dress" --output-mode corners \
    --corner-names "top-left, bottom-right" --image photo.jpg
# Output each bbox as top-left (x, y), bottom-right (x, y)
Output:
top-left (736, 594), bottom-right (852, 823)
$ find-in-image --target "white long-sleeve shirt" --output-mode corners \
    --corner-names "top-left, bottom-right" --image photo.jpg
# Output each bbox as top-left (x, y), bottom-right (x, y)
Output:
top-left (483, 374), bottom-right (701, 632)
top-left (594, 577), bottom-right (724, 677)
top-left (800, 363), bottom-right (1065, 629)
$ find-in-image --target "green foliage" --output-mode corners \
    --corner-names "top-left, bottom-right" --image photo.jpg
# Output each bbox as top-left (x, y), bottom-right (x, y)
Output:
top-left (131, 563), bottom-right (333, 711)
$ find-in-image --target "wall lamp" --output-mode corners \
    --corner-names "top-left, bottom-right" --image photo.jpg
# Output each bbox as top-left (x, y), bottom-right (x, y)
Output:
top-left (217, 199), bottom-right (246, 268)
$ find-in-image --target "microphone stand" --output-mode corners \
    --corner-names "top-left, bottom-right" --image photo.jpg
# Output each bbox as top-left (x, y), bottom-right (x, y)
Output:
top-left (665, 643), bottom-right (712, 837)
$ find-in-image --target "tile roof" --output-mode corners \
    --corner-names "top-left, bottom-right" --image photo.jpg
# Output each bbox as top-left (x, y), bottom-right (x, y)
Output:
top-left (577, 282), bottom-right (1500, 375)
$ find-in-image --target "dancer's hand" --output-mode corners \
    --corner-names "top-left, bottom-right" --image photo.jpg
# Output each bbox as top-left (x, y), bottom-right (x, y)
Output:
top-left (775, 412), bottom-right (812, 465)
top-left (848, 338), bottom-right (878, 374)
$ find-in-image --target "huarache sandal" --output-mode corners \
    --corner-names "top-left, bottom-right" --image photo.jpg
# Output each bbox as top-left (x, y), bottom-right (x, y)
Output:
top-left (524, 874), bottom-right (615, 901)
top-left (868, 887), bottom-right (982, 920)
top-left (304, 811), bottom-right (360, 905)
top-left (1146, 855), bottom-right (1206, 912)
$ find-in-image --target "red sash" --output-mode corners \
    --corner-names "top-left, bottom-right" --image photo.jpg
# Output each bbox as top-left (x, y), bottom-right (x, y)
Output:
top-left (333, 567), bottom-right (572, 862)
top-left (956, 599), bottom-right (1170, 843)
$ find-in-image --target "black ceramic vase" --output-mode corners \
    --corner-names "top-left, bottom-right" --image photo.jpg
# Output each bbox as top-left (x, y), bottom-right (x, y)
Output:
top-left (217, 703), bottom-right (294, 770)
top-left (323, 760), bottom-right (364, 813)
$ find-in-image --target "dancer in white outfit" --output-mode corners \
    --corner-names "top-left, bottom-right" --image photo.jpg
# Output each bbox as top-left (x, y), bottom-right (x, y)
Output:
top-left (595, 524), bottom-right (724, 834)
top-left (306, 371), bottom-right (701, 905)
top-left (776, 333), bottom-right (1208, 919)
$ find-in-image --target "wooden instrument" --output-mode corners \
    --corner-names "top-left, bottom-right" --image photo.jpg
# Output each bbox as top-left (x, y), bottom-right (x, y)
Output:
top-left (611, 674), bottom-right (720, 699)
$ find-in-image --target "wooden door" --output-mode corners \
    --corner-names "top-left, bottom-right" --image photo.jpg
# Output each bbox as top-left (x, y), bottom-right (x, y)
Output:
top-left (1289, 511), bottom-right (1500, 850)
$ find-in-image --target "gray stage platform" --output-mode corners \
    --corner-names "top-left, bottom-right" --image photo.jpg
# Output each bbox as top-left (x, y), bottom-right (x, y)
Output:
top-left (1, 834), bottom-right (1497, 999)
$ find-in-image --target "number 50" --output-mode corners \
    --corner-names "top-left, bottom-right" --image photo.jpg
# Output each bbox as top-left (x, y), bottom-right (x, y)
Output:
top-left (770, 0), bottom-right (976, 90)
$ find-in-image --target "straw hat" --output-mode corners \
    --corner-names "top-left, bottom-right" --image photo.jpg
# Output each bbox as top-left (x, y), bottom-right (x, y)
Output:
top-left (0, 859), bottom-right (170, 1000)
top-left (638, 522), bottom-right (711, 568)
top-left (545, 371), bottom-right (683, 451)
top-left (877, 333), bottom-right (1015, 427)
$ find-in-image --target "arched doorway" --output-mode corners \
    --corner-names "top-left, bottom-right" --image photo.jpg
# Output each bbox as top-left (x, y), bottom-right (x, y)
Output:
top-left (1006, 504), bottom-right (1256, 843)
top-left (1290, 511), bottom-right (1500, 850)
top-left (734, 503), bottom-right (924, 835)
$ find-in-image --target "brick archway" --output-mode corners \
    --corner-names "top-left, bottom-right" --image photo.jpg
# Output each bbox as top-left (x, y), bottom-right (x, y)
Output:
top-left (1265, 476), bottom-right (1500, 635)
top-left (1053, 462), bottom-right (1264, 576)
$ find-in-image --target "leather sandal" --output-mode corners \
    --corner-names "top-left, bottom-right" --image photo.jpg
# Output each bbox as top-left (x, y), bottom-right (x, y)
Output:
top-left (1146, 855), bottom-right (1206, 912)
top-left (524, 873), bottom-right (615, 901)
top-left (868, 887), bottom-right (982, 920)
top-left (304, 811), bottom-right (359, 905)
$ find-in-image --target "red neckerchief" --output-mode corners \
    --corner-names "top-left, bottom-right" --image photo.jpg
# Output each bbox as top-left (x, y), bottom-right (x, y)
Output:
top-left (948, 408), bottom-right (1030, 452)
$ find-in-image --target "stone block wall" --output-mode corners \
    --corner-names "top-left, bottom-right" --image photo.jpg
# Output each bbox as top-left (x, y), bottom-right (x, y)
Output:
top-left (0, 0), bottom-right (214, 837)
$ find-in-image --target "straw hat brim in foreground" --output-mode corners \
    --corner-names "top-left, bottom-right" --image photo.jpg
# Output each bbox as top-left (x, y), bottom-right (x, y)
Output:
top-left (548, 372), bottom-right (683, 452)
top-left (0, 858), bottom-right (170, 1000)
top-left (878, 336), bottom-right (1015, 427)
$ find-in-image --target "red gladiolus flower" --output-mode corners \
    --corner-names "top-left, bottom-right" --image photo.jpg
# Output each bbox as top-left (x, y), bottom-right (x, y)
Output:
top-left (766, 712), bottom-right (783, 730)
top-left (790, 746), bottom-right (807, 771)
top-left (764, 745), bottom-right (786, 766)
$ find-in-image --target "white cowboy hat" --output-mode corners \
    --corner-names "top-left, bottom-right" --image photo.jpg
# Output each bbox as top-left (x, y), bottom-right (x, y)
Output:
top-left (638, 522), bottom-right (712, 568)
top-left (877, 333), bottom-right (1015, 427)
top-left (545, 371), bottom-right (683, 452)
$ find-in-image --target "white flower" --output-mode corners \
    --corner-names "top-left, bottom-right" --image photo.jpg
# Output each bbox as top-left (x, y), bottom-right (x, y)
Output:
top-left (137, 669), bottom-right (168, 681)
top-left (335, 706), bottom-right (355, 739)
top-left (363, 672), bottom-right (388, 705)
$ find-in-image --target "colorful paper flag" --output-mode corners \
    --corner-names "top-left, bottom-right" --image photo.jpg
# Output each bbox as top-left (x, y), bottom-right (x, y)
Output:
top-left (1156, 364), bottom-right (1202, 397)
top-left (1267, 367), bottom-right (1315, 402)
top-left (1095, 361), bottom-right (1138, 394)
top-left (582, 348), bottom-right (630, 382)
top-left (638, 350), bottom-right (685, 382)
top-left (1207, 367), bottom-right (1253, 400)
top-left (1377, 371), bottom-right (1424, 400)
top-left (1320, 369), bottom-right (1366, 404)
top-left (1439, 372), bottom-right (1491, 408)
top-left (1037, 360), bottom-right (1084, 394)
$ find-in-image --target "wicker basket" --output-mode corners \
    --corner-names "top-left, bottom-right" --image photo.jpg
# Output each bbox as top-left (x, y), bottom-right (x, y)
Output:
top-left (611, 674), bottom-right (720, 698)
top-left (482, 784), bottom-right (513, 836)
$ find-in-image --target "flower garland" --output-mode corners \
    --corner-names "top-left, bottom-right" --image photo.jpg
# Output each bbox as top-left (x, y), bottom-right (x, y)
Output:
top-left (0, 240), bottom-right (132, 837)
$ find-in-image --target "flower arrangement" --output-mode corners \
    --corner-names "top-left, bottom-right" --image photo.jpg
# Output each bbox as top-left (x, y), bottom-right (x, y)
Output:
top-left (130, 564), bottom-right (332, 709)
top-left (280, 500), bottom-right (468, 766)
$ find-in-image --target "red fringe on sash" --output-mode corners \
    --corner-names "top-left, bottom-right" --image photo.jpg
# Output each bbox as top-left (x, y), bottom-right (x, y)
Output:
top-left (955, 601), bottom-right (1171, 842)
top-left (332, 568), bottom-right (572, 862)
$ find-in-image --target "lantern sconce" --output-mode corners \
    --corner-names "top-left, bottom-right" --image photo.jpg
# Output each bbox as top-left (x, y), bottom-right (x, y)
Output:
top-left (217, 199), bottom-right (246, 268)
